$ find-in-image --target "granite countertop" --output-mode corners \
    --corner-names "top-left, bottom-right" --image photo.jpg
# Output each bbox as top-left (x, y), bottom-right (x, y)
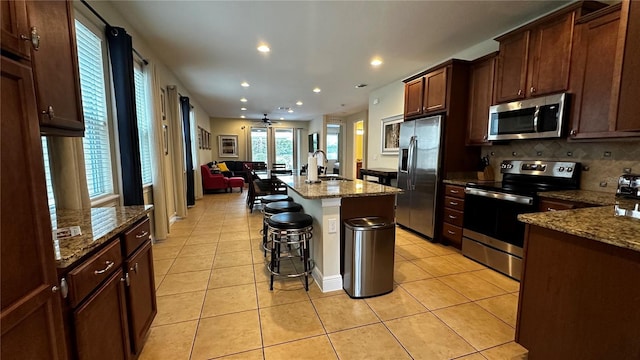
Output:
top-left (537, 189), bottom-right (620, 206)
top-left (52, 205), bottom-right (153, 269)
top-left (277, 175), bottom-right (403, 199)
top-left (519, 197), bottom-right (640, 253)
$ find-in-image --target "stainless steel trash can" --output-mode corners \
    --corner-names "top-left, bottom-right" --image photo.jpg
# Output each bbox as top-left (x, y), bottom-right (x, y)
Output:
top-left (343, 217), bottom-right (395, 298)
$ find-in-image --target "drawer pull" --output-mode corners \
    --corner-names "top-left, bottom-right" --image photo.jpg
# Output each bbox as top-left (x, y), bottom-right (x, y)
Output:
top-left (94, 261), bottom-right (115, 275)
top-left (547, 208), bottom-right (557, 212)
top-left (135, 231), bottom-right (149, 239)
top-left (449, 190), bottom-right (459, 194)
top-left (448, 215), bottom-right (458, 219)
top-left (130, 262), bottom-right (139, 274)
top-left (447, 230), bottom-right (456, 235)
top-left (449, 201), bottom-right (459, 206)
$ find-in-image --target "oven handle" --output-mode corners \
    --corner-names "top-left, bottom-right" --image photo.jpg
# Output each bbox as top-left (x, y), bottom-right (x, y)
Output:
top-left (464, 187), bottom-right (533, 205)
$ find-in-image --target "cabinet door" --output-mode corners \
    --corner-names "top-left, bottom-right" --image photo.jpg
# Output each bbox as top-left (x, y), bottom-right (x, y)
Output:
top-left (467, 55), bottom-right (496, 145)
top-left (1, 57), bottom-right (67, 360)
top-left (528, 12), bottom-right (574, 97)
top-left (404, 78), bottom-right (424, 118)
top-left (615, 0), bottom-right (640, 132)
top-left (26, 0), bottom-right (84, 136)
top-left (495, 31), bottom-right (529, 103)
top-left (73, 269), bottom-right (130, 360)
top-left (1, 0), bottom-right (31, 59)
top-left (569, 8), bottom-right (621, 139)
top-left (124, 241), bottom-right (157, 356)
top-left (423, 67), bottom-right (447, 113)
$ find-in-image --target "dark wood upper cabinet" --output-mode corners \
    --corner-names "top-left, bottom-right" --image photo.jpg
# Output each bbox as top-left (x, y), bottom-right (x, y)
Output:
top-left (26, 0), bottom-right (84, 136)
top-left (404, 77), bottom-right (424, 119)
top-left (569, 1), bottom-right (640, 139)
top-left (467, 53), bottom-right (497, 146)
top-left (1, 0), bottom-right (31, 59)
top-left (494, 31), bottom-right (529, 103)
top-left (1, 56), bottom-right (67, 360)
top-left (423, 67), bottom-right (447, 113)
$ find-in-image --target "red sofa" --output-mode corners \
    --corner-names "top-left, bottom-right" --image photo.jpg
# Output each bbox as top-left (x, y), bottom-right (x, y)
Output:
top-left (201, 165), bottom-right (229, 192)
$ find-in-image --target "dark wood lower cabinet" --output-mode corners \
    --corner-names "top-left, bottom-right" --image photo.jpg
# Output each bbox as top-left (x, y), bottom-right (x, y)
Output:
top-left (73, 269), bottom-right (130, 360)
top-left (125, 241), bottom-right (157, 355)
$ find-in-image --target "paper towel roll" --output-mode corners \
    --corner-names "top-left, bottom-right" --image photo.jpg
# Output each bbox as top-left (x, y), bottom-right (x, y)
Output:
top-left (307, 156), bottom-right (318, 182)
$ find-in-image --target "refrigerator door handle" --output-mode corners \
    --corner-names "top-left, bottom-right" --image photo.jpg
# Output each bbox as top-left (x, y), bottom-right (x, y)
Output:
top-left (411, 137), bottom-right (418, 190)
top-left (407, 136), bottom-right (415, 190)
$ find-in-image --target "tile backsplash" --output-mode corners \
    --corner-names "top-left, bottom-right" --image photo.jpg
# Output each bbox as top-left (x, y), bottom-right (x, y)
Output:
top-left (481, 139), bottom-right (640, 193)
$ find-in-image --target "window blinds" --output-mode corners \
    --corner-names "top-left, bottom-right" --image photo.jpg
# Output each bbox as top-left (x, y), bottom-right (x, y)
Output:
top-left (134, 64), bottom-right (153, 185)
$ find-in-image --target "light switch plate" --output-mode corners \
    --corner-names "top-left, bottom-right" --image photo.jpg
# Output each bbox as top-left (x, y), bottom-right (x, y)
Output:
top-left (328, 218), bottom-right (337, 233)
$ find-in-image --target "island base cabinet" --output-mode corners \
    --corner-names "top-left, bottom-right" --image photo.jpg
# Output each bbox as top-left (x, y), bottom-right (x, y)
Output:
top-left (124, 241), bottom-right (157, 356)
top-left (73, 269), bottom-right (130, 360)
top-left (516, 225), bottom-right (640, 359)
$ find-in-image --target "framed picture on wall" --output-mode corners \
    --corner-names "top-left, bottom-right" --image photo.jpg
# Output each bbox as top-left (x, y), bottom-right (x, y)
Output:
top-left (218, 135), bottom-right (238, 157)
top-left (308, 132), bottom-right (319, 153)
top-left (381, 114), bottom-right (403, 155)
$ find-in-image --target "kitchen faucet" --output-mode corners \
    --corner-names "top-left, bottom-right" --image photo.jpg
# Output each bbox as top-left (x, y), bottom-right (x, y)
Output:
top-left (312, 149), bottom-right (327, 175)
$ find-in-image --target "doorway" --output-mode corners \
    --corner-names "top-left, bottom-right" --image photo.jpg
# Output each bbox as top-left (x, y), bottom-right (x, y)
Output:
top-left (354, 120), bottom-right (364, 179)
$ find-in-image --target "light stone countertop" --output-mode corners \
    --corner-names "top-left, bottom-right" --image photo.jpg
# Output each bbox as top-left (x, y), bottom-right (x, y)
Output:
top-left (538, 189), bottom-right (618, 206)
top-left (52, 206), bottom-right (153, 269)
top-left (277, 175), bottom-right (403, 199)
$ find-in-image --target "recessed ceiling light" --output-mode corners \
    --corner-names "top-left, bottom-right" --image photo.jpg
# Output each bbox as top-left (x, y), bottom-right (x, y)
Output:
top-left (313, 87), bottom-right (321, 93)
top-left (241, 107), bottom-right (247, 111)
top-left (288, 109), bottom-right (294, 113)
top-left (280, 117), bottom-right (284, 120)
top-left (355, 84), bottom-right (368, 88)
top-left (370, 58), bottom-right (383, 67)
top-left (257, 44), bottom-right (270, 53)
top-left (240, 115), bottom-right (246, 119)
top-left (296, 101), bottom-right (303, 106)
top-left (241, 82), bottom-right (250, 87)
top-left (240, 98), bottom-right (247, 102)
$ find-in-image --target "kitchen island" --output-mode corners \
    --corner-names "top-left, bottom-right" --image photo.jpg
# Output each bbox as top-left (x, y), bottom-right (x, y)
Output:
top-left (515, 199), bottom-right (640, 359)
top-left (277, 175), bottom-right (403, 292)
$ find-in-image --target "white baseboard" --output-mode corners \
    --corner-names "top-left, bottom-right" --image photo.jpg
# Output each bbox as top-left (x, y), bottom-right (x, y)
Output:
top-left (312, 267), bottom-right (343, 292)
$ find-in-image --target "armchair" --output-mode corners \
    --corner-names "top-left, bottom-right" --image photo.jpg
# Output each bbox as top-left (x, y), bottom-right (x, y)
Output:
top-left (201, 165), bottom-right (229, 192)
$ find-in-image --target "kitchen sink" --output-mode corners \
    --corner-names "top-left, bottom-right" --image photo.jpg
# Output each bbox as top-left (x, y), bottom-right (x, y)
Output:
top-left (318, 175), bottom-right (352, 181)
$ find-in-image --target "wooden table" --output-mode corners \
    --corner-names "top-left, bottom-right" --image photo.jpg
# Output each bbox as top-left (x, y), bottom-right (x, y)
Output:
top-left (358, 168), bottom-right (397, 185)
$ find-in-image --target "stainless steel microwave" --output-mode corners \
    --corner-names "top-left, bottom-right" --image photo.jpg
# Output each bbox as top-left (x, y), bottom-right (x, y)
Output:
top-left (487, 93), bottom-right (568, 141)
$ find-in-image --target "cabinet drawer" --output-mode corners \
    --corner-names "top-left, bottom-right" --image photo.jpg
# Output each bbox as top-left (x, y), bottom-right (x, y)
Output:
top-left (444, 196), bottom-right (465, 211)
top-left (67, 239), bottom-right (122, 308)
top-left (442, 222), bottom-right (463, 245)
top-left (122, 218), bottom-right (150, 257)
top-left (444, 185), bottom-right (465, 199)
top-left (443, 208), bottom-right (464, 227)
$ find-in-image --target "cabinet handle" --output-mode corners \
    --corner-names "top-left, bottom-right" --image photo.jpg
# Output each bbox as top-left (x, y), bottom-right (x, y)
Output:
top-left (130, 262), bottom-right (139, 274)
top-left (122, 273), bottom-right (130, 286)
top-left (51, 285), bottom-right (59, 293)
top-left (135, 231), bottom-right (149, 239)
top-left (447, 230), bottom-right (456, 235)
top-left (530, 86), bottom-right (536, 94)
top-left (570, 129), bottom-right (577, 136)
top-left (20, 27), bottom-right (40, 50)
top-left (60, 278), bottom-right (68, 299)
top-left (483, 135), bottom-right (488, 141)
top-left (94, 260), bottom-right (115, 275)
top-left (449, 201), bottom-right (458, 206)
top-left (449, 190), bottom-right (459, 194)
top-left (42, 105), bottom-right (54, 119)
top-left (448, 215), bottom-right (458, 219)
top-left (517, 89), bottom-right (523, 96)
top-left (547, 208), bottom-right (557, 212)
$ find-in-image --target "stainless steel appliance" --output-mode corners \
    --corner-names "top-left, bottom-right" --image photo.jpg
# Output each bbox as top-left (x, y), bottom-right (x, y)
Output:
top-left (463, 160), bottom-right (581, 280)
top-left (616, 174), bottom-right (640, 199)
top-left (488, 93), bottom-right (569, 141)
top-left (396, 115), bottom-right (443, 238)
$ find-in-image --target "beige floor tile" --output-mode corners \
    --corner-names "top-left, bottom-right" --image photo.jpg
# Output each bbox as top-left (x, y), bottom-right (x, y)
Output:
top-left (152, 245), bottom-right (183, 260)
top-left (153, 291), bottom-right (206, 326)
top-left (256, 279), bottom-right (310, 308)
top-left (138, 320), bottom-right (197, 360)
top-left (456, 354), bottom-right (487, 360)
top-left (159, 236), bottom-right (189, 247)
top-left (201, 283), bottom-right (258, 317)
top-left (220, 222), bottom-right (250, 233)
top-left (471, 269), bottom-right (520, 293)
top-left (185, 233), bottom-right (220, 245)
top-left (441, 253), bottom-right (487, 272)
top-left (402, 279), bottom-right (470, 310)
top-left (312, 293), bottom-right (379, 333)
top-left (217, 239), bottom-right (252, 253)
top-left (167, 228), bottom-right (193, 237)
top-left (395, 236), bottom-right (417, 246)
top-left (216, 349), bottom-right (264, 360)
top-left (365, 285), bottom-right (427, 320)
top-left (213, 250), bottom-right (254, 268)
top-left (475, 294), bottom-right (519, 327)
top-left (153, 258), bottom-right (174, 276)
top-left (412, 256), bottom-right (468, 277)
top-left (413, 240), bottom-right (457, 256)
top-left (219, 230), bottom-right (252, 241)
top-left (168, 255), bottom-right (214, 274)
top-left (178, 243), bottom-right (217, 258)
top-left (481, 341), bottom-right (528, 360)
top-left (329, 323), bottom-right (411, 360)
top-left (386, 312), bottom-right (476, 360)
top-left (394, 260), bottom-right (434, 283)
top-left (306, 285), bottom-right (344, 299)
top-left (264, 335), bottom-right (337, 360)
top-left (191, 310), bottom-right (262, 359)
top-left (259, 301), bottom-right (325, 346)
top-left (252, 247), bottom-right (268, 264)
top-left (434, 303), bottom-right (515, 351)
top-left (208, 264), bottom-right (255, 288)
top-left (439, 273), bottom-right (507, 301)
top-left (154, 275), bottom-right (165, 290)
top-left (156, 270), bottom-right (210, 296)
top-left (395, 244), bottom-right (438, 260)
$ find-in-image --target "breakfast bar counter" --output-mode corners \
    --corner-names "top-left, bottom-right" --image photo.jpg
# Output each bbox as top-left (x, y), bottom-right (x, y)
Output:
top-left (277, 175), bottom-right (402, 292)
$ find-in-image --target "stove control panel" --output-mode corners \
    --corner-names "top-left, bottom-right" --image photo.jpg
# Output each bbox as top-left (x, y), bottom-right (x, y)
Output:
top-left (501, 160), bottom-right (580, 179)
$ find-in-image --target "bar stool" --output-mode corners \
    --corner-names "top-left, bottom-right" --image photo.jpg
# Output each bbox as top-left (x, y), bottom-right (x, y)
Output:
top-left (262, 201), bottom-right (303, 257)
top-left (267, 212), bottom-right (314, 291)
top-left (261, 194), bottom-right (292, 206)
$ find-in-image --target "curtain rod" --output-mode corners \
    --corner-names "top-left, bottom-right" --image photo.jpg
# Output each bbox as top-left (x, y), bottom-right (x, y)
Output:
top-left (80, 0), bottom-right (148, 65)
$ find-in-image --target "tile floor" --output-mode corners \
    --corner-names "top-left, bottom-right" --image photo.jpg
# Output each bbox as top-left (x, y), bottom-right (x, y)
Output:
top-left (142, 191), bottom-right (528, 360)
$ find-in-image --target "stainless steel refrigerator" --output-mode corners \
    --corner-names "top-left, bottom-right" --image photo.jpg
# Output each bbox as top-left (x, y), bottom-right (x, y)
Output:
top-left (396, 115), bottom-right (443, 239)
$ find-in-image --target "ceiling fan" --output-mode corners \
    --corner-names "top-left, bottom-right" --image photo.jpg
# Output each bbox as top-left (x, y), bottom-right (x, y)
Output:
top-left (255, 113), bottom-right (278, 126)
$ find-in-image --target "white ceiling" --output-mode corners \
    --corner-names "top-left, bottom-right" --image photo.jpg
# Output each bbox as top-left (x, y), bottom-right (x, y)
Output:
top-left (109, 0), bottom-right (569, 122)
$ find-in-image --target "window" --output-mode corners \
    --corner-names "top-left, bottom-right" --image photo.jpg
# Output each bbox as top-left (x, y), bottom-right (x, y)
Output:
top-left (326, 124), bottom-right (340, 161)
top-left (75, 19), bottom-right (114, 199)
top-left (274, 128), bottom-right (294, 169)
top-left (250, 127), bottom-right (268, 163)
top-left (134, 63), bottom-right (153, 185)
top-left (41, 137), bottom-right (56, 214)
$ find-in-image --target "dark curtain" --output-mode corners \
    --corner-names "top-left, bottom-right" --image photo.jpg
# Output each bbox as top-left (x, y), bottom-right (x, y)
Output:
top-left (106, 25), bottom-right (143, 205)
top-left (181, 96), bottom-right (195, 206)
